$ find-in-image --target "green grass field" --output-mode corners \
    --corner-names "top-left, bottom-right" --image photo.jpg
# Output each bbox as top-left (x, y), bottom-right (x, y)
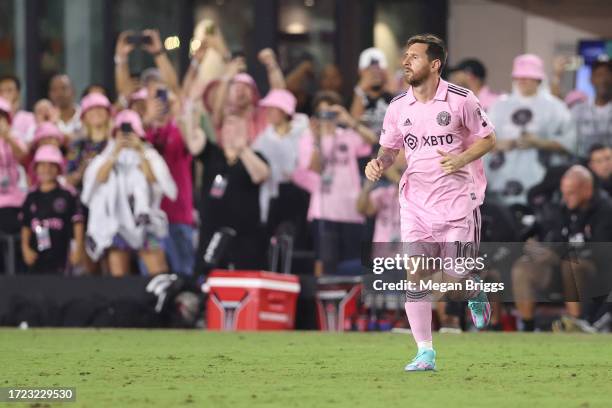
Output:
top-left (1, 329), bottom-right (611, 408)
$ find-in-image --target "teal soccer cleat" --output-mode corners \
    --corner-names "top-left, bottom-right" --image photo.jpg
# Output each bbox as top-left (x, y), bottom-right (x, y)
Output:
top-left (468, 276), bottom-right (491, 329)
top-left (404, 349), bottom-right (436, 372)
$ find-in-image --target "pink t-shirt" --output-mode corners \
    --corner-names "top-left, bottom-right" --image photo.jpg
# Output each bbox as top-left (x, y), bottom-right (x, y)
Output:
top-left (477, 86), bottom-right (499, 112)
top-left (11, 110), bottom-right (36, 143)
top-left (146, 120), bottom-right (193, 225)
top-left (0, 137), bottom-right (26, 208)
top-left (379, 79), bottom-right (494, 222)
top-left (370, 185), bottom-right (401, 242)
top-left (297, 127), bottom-right (371, 223)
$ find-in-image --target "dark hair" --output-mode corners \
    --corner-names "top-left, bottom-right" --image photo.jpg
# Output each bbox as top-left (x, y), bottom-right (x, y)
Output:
top-left (405, 34), bottom-right (447, 73)
top-left (588, 143), bottom-right (610, 158)
top-left (592, 60), bottom-right (612, 74)
top-left (81, 83), bottom-right (109, 99)
top-left (451, 58), bottom-right (486, 81)
top-left (0, 74), bottom-right (21, 91)
top-left (312, 90), bottom-right (343, 112)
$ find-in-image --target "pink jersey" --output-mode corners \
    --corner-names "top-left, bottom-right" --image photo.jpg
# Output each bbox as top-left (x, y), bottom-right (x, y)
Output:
top-left (370, 185), bottom-right (401, 242)
top-left (297, 127), bottom-right (371, 223)
top-left (379, 79), bottom-right (494, 222)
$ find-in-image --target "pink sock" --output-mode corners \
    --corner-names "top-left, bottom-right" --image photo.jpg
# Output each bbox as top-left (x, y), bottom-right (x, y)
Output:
top-left (405, 301), bottom-right (433, 344)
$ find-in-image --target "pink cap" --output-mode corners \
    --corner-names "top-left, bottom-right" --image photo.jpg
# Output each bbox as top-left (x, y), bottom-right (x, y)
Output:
top-left (232, 73), bottom-right (260, 104)
top-left (0, 97), bottom-right (12, 124)
top-left (81, 92), bottom-right (111, 118)
top-left (113, 109), bottom-right (145, 138)
top-left (259, 89), bottom-right (297, 116)
top-left (129, 87), bottom-right (148, 103)
top-left (512, 54), bottom-right (545, 80)
top-left (33, 144), bottom-right (64, 171)
top-left (34, 121), bottom-right (65, 145)
top-left (564, 89), bottom-right (588, 108)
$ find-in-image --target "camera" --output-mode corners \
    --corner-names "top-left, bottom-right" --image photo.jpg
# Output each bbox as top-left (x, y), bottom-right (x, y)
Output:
top-left (120, 122), bottom-right (133, 134)
top-left (317, 110), bottom-right (338, 121)
top-left (126, 33), bottom-right (153, 47)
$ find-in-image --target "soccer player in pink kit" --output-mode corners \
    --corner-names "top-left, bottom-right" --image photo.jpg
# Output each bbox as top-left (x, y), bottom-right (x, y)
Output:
top-left (365, 34), bottom-right (496, 371)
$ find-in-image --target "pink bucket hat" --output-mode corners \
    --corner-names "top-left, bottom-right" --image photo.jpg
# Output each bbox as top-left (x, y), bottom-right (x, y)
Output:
top-left (259, 89), bottom-right (297, 116)
top-left (0, 97), bottom-right (12, 124)
top-left (129, 87), bottom-right (148, 104)
top-left (33, 122), bottom-right (65, 145)
top-left (113, 109), bottom-right (145, 138)
top-left (512, 54), bottom-right (545, 80)
top-left (232, 73), bottom-right (260, 104)
top-left (81, 92), bottom-right (111, 118)
top-left (564, 89), bottom-right (588, 108)
top-left (33, 144), bottom-right (64, 172)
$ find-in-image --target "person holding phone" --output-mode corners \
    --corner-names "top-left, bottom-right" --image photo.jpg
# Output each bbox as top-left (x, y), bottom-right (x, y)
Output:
top-left (294, 91), bottom-right (377, 277)
top-left (81, 110), bottom-right (177, 277)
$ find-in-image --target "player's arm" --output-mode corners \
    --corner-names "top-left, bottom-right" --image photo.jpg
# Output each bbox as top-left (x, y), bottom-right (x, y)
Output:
top-left (438, 132), bottom-right (495, 174)
top-left (365, 146), bottom-right (400, 181)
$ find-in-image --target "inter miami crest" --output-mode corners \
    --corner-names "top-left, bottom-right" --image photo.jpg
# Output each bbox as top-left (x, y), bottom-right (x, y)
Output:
top-left (404, 133), bottom-right (418, 150)
top-left (437, 111), bottom-right (451, 126)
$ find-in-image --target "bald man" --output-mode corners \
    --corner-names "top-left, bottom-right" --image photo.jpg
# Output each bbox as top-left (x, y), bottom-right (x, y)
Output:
top-left (512, 165), bottom-right (612, 331)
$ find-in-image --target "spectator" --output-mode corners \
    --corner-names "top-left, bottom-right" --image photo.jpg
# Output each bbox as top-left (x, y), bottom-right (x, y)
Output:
top-left (81, 110), bottom-right (177, 277)
top-left (351, 48), bottom-right (394, 138)
top-left (485, 54), bottom-right (576, 206)
top-left (319, 64), bottom-right (344, 95)
top-left (81, 84), bottom-right (109, 98)
top-left (0, 74), bottom-right (36, 144)
top-left (0, 97), bottom-right (27, 236)
top-left (66, 93), bottom-right (112, 190)
top-left (19, 145), bottom-right (84, 274)
top-left (146, 86), bottom-right (197, 277)
top-left (512, 165), bottom-right (612, 331)
top-left (295, 91), bottom-right (377, 276)
top-left (33, 99), bottom-right (60, 125)
top-left (128, 88), bottom-right (148, 119)
top-left (448, 58), bottom-right (499, 111)
top-left (48, 74), bottom-right (82, 139)
top-left (191, 110), bottom-right (271, 274)
top-left (211, 48), bottom-right (285, 145)
top-left (571, 60), bottom-right (612, 159)
top-left (114, 29), bottom-right (180, 105)
top-left (24, 122), bottom-right (66, 185)
top-left (356, 178), bottom-right (402, 244)
top-left (286, 58), bottom-right (316, 116)
top-left (587, 144), bottom-right (612, 196)
top-left (251, 89), bottom-right (309, 235)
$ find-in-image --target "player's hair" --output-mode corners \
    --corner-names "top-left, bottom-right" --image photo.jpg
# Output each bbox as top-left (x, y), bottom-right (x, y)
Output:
top-left (0, 74), bottom-right (21, 91)
top-left (312, 90), bottom-right (343, 111)
top-left (405, 34), bottom-right (447, 73)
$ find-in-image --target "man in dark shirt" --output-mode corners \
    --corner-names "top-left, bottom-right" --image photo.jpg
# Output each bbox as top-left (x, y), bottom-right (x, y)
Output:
top-left (193, 117), bottom-right (270, 275)
top-left (512, 165), bottom-right (612, 331)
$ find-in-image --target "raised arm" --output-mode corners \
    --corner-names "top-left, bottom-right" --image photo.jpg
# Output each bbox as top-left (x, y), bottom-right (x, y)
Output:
top-left (211, 57), bottom-right (246, 128)
top-left (177, 99), bottom-right (207, 156)
top-left (143, 29), bottom-right (180, 96)
top-left (114, 31), bottom-right (136, 98)
top-left (258, 48), bottom-right (285, 89)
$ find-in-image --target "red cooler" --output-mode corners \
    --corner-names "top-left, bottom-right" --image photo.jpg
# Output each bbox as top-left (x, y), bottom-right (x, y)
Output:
top-left (203, 270), bottom-right (301, 331)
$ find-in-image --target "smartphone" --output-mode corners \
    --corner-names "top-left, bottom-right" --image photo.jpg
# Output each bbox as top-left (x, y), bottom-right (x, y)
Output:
top-left (317, 110), bottom-right (338, 121)
top-left (156, 88), bottom-right (168, 102)
top-left (120, 122), bottom-right (133, 134)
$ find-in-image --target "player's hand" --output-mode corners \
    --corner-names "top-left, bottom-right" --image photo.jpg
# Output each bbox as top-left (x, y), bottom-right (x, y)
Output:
top-left (438, 150), bottom-right (467, 174)
top-left (365, 158), bottom-right (384, 181)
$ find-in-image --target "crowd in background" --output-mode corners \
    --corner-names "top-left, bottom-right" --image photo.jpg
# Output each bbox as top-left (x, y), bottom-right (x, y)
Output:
top-left (1, 26), bottom-right (611, 332)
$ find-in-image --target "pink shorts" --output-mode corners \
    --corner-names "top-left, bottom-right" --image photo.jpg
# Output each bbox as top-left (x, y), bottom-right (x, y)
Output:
top-left (400, 207), bottom-right (481, 278)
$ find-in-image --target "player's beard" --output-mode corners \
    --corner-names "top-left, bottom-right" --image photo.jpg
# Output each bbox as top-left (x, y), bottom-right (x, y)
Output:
top-left (405, 68), bottom-right (430, 87)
